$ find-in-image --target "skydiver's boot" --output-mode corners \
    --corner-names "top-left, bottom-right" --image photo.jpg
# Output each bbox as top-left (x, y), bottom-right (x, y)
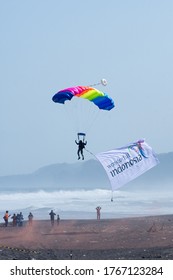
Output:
top-left (82, 156), bottom-right (84, 160)
top-left (78, 156), bottom-right (80, 160)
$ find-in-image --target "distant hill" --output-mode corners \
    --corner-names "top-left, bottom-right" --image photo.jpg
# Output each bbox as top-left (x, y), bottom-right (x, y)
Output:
top-left (0, 152), bottom-right (173, 192)
top-left (0, 160), bottom-right (109, 192)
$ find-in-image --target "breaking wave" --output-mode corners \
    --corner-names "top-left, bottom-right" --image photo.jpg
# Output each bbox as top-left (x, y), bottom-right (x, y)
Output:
top-left (0, 189), bottom-right (173, 221)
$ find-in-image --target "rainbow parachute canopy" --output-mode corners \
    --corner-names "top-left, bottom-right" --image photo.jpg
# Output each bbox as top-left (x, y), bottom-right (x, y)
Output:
top-left (52, 86), bottom-right (115, 111)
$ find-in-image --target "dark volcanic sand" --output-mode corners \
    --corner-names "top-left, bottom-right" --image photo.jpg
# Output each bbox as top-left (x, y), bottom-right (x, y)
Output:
top-left (0, 215), bottom-right (173, 259)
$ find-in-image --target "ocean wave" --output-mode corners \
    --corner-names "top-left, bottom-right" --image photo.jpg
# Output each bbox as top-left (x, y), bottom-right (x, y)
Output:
top-left (0, 189), bottom-right (173, 221)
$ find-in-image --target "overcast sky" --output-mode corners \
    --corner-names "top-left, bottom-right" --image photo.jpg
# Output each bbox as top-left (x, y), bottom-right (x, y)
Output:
top-left (0, 0), bottom-right (172, 176)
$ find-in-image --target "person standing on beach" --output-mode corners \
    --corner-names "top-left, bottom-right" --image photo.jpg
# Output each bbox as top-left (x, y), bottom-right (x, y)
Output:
top-left (28, 212), bottom-right (34, 226)
top-left (3, 210), bottom-right (11, 227)
top-left (96, 206), bottom-right (101, 220)
top-left (49, 210), bottom-right (56, 226)
top-left (11, 213), bottom-right (17, 226)
top-left (18, 212), bottom-right (24, 226)
top-left (57, 214), bottom-right (60, 225)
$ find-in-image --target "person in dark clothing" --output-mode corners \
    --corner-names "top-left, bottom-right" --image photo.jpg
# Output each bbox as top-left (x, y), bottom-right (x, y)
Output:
top-left (96, 206), bottom-right (101, 220)
top-left (57, 214), bottom-right (60, 225)
top-left (28, 212), bottom-right (34, 226)
top-left (49, 210), bottom-right (56, 226)
top-left (18, 212), bottom-right (24, 226)
top-left (75, 139), bottom-right (87, 160)
top-left (11, 213), bottom-right (17, 226)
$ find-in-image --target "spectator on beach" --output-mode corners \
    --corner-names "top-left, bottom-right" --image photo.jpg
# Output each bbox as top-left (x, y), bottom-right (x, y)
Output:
top-left (3, 210), bottom-right (11, 227)
top-left (57, 214), bottom-right (60, 225)
top-left (16, 213), bottom-right (20, 226)
top-left (11, 213), bottom-right (17, 227)
top-left (28, 212), bottom-right (34, 226)
top-left (96, 206), bottom-right (101, 220)
top-left (19, 212), bottom-right (24, 226)
top-left (49, 210), bottom-right (56, 226)
top-left (16, 212), bottom-right (24, 226)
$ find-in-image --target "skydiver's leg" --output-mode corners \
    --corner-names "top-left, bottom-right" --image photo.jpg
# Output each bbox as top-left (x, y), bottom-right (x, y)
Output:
top-left (81, 149), bottom-right (84, 160)
top-left (77, 149), bottom-right (80, 159)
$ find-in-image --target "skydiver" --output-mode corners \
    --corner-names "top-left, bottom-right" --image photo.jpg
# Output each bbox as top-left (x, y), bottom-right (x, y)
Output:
top-left (75, 139), bottom-right (87, 160)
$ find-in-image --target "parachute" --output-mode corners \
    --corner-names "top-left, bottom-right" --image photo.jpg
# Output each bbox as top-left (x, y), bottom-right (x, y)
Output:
top-left (52, 85), bottom-right (115, 111)
top-left (52, 81), bottom-right (115, 158)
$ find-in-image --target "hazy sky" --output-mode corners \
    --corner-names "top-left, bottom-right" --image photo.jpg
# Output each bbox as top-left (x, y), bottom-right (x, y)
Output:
top-left (0, 0), bottom-right (172, 176)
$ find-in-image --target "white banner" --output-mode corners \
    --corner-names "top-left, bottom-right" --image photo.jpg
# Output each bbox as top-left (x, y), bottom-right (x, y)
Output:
top-left (96, 139), bottom-right (159, 190)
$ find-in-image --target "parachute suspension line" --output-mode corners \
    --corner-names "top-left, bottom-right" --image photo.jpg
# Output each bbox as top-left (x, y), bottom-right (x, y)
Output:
top-left (89, 78), bottom-right (107, 87)
top-left (83, 108), bottom-right (100, 135)
top-left (73, 97), bottom-right (97, 135)
top-left (89, 82), bottom-right (103, 87)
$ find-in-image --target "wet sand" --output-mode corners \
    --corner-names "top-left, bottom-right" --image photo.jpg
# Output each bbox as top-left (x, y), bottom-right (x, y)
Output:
top-left (0, 215), bottom-right (173, 259)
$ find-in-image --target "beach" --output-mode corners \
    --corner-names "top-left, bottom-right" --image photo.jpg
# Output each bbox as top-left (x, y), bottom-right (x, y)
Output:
top-left (0, 215), bottom-right (173, 260)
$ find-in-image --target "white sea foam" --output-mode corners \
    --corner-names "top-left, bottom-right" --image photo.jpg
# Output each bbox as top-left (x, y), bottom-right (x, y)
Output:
top-left (0, 189), bottom-right (173, 221)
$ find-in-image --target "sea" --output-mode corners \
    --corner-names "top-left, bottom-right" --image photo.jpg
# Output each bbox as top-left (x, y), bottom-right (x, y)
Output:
top-left (0, 188), bottom-right (173, 222)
